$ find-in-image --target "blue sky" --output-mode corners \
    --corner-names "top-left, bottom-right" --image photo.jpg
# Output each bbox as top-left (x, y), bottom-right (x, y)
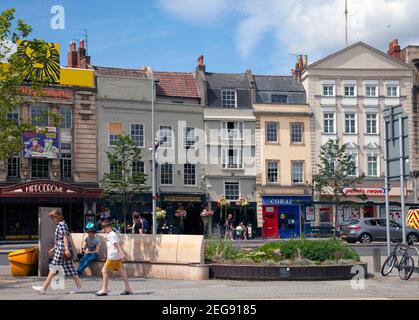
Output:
top-left (2, 0), bottom-right (419, 74)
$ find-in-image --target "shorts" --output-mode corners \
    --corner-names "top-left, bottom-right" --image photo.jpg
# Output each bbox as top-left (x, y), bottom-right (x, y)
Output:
top-left (104, 259), bottom-right (123, 271)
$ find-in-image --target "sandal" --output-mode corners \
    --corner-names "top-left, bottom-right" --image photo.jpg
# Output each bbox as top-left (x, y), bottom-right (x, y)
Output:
top-left (120, 290), bottom-right (133, 296)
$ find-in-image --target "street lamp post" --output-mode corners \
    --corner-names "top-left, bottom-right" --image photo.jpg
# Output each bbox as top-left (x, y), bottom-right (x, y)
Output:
top-left (151, 70), bottom-right (157, 235)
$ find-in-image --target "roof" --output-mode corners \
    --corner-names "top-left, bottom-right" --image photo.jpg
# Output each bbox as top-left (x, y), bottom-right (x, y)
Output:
top-left (253, 75), bottom-right (305, 92)
top-left (93, 66), bottom-right (148, 78)
top-left (205, 72), bottom-right (251, 89)
top-left (307, 42), bottom-right (414, 70)
top-left (154, 71), bottom-right (200, 99)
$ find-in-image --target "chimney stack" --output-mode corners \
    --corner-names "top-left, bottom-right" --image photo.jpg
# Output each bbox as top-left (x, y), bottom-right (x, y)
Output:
top-left (67, 41), bottom-right (78, 68)
top-left (197, 54), bottom-right (206, 72)
top-left (303, 55), bottom-right (308, 67)
top-left (388, 39), bottom-right (401, 60)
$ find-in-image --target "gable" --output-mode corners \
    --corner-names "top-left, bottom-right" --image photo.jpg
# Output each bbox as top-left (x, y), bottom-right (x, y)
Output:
top-left (309, 42), bottom-right (413, 70)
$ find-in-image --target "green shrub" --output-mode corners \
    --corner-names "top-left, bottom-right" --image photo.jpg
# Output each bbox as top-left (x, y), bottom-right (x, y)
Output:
top-left (205, 239), bottom-right (239, 262)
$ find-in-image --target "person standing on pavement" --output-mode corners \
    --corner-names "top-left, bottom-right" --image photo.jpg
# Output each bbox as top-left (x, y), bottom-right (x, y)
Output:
top-left (76, 225), bottom-right (101, 276)
top-left (139, 215), bottom-right (149, 234)
top-left (32, 210), bottom-right (82, 295)
top-left (96, 219), bottom-right (133, 296)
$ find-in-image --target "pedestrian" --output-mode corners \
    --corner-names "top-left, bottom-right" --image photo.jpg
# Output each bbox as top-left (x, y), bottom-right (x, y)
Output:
top-left (139, 215), bottom-right (150, 234)
top-left (131, 212), bottom-right (142, 234)
top-left (32, 210), bottom-right (82, 295)
top-left (224, 214), bottom-right (234, 240)
top-left (96, 219), bottom-right (133, 296)
top-left (76, 223), bottom-right (101, 276)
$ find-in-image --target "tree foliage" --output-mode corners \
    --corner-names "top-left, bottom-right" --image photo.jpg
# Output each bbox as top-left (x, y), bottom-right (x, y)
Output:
top-left (0, 8), bottom-right (59, 160)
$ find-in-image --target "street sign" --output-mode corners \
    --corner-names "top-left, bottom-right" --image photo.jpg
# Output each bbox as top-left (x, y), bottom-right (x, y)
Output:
top-left (384, 105), bottom-right (409, 180)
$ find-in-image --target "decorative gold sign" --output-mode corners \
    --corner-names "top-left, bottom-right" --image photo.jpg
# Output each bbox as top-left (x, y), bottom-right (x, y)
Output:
top-left (17, 40), bottom-right (61, 83)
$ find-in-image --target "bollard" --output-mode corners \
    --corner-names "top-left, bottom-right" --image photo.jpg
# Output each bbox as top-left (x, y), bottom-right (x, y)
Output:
top-left (373, 248), bottom-right (381, 273)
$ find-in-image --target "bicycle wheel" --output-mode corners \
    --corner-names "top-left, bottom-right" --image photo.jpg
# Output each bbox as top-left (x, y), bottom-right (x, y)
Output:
top-left (381, 254), bottom-right (397, 276)
top-left (399, 255), bottom-right (415, 281)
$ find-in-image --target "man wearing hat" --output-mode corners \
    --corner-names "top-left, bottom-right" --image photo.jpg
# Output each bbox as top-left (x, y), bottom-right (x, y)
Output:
top-left (76, 222), bottom-right (101, 276)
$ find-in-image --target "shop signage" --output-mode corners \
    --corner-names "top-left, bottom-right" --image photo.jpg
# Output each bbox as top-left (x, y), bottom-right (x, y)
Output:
top-left (163, 195), bottom-right (202, 203)
top-left (8, 182), bottom-right (76, 194)
top-left (342, 188), bottom-right (386, 196)
top-left (262, 196), bottom-right (311, 206)
top-left (19, 87), bottom-right (73, 99)
top-left (305, 206), bottom-right (315, 221)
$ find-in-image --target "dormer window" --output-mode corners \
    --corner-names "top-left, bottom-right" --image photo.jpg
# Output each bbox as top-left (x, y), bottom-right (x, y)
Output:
top-left (271, 94), bottom-right (287, 103)
top-left (221, 89), bottom-right (237, 108)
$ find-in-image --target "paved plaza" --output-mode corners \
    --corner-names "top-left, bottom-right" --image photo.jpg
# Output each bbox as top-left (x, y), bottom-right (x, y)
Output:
top-left (0, 265), bottom-right (418, 300)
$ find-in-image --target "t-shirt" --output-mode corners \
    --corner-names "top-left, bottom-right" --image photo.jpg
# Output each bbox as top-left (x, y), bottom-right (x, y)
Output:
top-left (85, 236), bottom-right (100, 253)
top-left (141, 219), bottom-right (150, 234)
top-left (105, 231), bottom-right (120, 260)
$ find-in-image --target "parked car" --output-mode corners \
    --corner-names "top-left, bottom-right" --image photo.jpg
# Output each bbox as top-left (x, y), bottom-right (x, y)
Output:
top-left (340, 218), bottom-right (419, 244)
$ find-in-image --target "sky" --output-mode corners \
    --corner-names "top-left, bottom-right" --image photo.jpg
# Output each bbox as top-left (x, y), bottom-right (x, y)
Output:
top-left (2, 0), bottom-right (419, 75)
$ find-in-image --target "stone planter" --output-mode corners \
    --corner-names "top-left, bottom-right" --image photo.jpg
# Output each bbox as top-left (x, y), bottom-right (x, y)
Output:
top-left (209, 262), bottom-right (367, 281)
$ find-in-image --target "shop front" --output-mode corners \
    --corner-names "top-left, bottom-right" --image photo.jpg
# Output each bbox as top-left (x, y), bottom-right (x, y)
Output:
top-left (262, 196), bottom-right (312, 239)
top-left (0, 180), bottom-right (102, 240)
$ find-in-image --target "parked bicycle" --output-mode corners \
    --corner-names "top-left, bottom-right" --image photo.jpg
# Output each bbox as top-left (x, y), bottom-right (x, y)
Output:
top-left (381, 240), bottom-right (415, 280)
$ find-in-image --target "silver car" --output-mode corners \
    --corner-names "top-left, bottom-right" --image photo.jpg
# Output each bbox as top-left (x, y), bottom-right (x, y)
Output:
top-left (340, 218), bottom-right (419, 244)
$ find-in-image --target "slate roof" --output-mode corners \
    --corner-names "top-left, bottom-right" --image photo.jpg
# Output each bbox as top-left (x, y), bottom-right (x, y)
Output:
top-left (254, 75), bottom-right (305, 92)
top-left (205, 72), bottom-right (251, 89)
top-left (154, 71), bottom-right (200, 99)
top-left (93, 66), bottom-right (148, 78)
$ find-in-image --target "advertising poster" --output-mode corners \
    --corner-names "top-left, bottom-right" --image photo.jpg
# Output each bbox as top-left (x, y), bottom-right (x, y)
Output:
top-left (23, 127), bottom-right (59, 159)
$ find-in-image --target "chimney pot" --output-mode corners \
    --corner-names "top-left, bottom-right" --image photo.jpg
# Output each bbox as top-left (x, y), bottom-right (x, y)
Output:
top-left (80, 40), bottom-right (85, 49)
top-left (197, 55), bottom-right (204, 66)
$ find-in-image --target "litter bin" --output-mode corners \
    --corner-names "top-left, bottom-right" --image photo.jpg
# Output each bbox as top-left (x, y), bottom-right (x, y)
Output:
top-left (8, 248), bottom-right (39, 276)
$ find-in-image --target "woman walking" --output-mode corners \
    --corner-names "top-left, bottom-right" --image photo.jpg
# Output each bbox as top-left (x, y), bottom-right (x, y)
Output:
top-left (32, 210), bottom-right (82, 295)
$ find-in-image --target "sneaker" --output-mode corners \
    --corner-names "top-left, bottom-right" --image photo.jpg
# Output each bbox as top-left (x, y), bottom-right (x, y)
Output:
top-left (70, 287), bottom-right (82, 294)
top-left (96, 291), bottom-right (108, 296)
top-left (120, 290), bottom-right (133, 296)
top-left (32, 285), bottom-right (46, 295)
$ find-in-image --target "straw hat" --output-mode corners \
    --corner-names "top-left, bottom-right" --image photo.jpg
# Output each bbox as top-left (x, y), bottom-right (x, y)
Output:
top-left (48, 210), bottom-right (64, 221)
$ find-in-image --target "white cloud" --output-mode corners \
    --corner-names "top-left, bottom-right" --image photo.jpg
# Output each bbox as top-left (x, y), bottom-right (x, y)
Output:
top-left (160, 0), bottom-right (419, 64)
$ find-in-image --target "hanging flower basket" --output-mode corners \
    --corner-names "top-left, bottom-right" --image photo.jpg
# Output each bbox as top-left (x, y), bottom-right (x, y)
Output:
top-left (236, 195), bottom-right (249, 207)
top-left (217, 196), bottom-right (230, 208)
top-left (201, 208), bottom-right (215, 218)
top-left (175, 208), bottom-right (187, 218)
top-left (156, 207), bottom-right (167, 220)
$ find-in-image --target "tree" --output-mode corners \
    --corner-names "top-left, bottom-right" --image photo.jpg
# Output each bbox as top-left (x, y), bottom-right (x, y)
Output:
top-left (313, 139), bottom-right (366, 238)
top-left (0, 8), bottom-right (58, 160)
top-left (101, 135), bottom-right (148, 233)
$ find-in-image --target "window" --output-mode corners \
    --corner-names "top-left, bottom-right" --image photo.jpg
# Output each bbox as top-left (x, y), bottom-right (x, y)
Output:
top-left (266, 122), bottom-right (278, 143)
top-left (221, 89), bottom-right (237, 108)
top-left (7, 108), bottom-right (19, 125)
top-left (222, 121), bottom-right (243, 140)
top-left (344, 113), bottom-right (356, 134)
top-left (271, 94), bottom-right (287, 103)
top-left (132, 161), bottom-right (145, 176)
top-left (7, 155), bottom-right (20, 178)
top-left (366, 113), bottom-right (378, 134)
top-left (344, 85), bottom-right (356, 97)
top-left (290, 123), bottom-right (304, 144)
top-left (31, 105), bottom-right (49, 126)
top-left (109, 122), bottom-right (123, 146)
top-left (292, 161), bottom-right (304, 184)
top-left (109, 161), bottom-right (122, 175)
top-left (222, 148), bottom-right (243, 169)
top-left (224, 182), bottom-right (240, 201)
top-left (160, 163), bottom-right (173, 185)
top-left (60, 106), bottom-right (72, 129)
top-left (130, 124), bottom-right (144, 148)
top-left (184, 163), bottom-right (196, 185)
top-left (365, 85), bottom-right (377, 97)
top-left (386, 85), bottom-right (399, 97)
top-left (323, 85), bottom-right (334, 97)
top-left (367, 155), bottom-right (378, 177)
top-left (60, 143), bottom-right (72, 180)
top-left (159, 125), bottom-right (173, 148)
top-left (184, 127), bottom-right (196, 150)
top-left (267, 160), bottom-right (279, 183)
top-left (31, 158), bottom-right (49, 179)
top-left (323, 113), bottom-right (335, 134)
top-left (347, 153), bottom-right (358, 177)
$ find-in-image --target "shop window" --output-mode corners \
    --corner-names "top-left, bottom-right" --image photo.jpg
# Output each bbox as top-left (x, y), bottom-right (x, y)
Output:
top-left (31, 158), bottom-right (49, 179)
top-left (60, 143), bottom-right (72, 180)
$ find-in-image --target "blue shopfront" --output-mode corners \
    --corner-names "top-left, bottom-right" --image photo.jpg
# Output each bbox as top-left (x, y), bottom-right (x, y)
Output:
top-left (262, 196), bottom-right (312, 239)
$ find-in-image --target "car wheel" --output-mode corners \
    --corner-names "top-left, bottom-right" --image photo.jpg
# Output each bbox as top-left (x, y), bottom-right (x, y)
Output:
top-left (407, 233), bottom-right (418, 244)
top-left (359, 233), bottom-right (372, 244)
